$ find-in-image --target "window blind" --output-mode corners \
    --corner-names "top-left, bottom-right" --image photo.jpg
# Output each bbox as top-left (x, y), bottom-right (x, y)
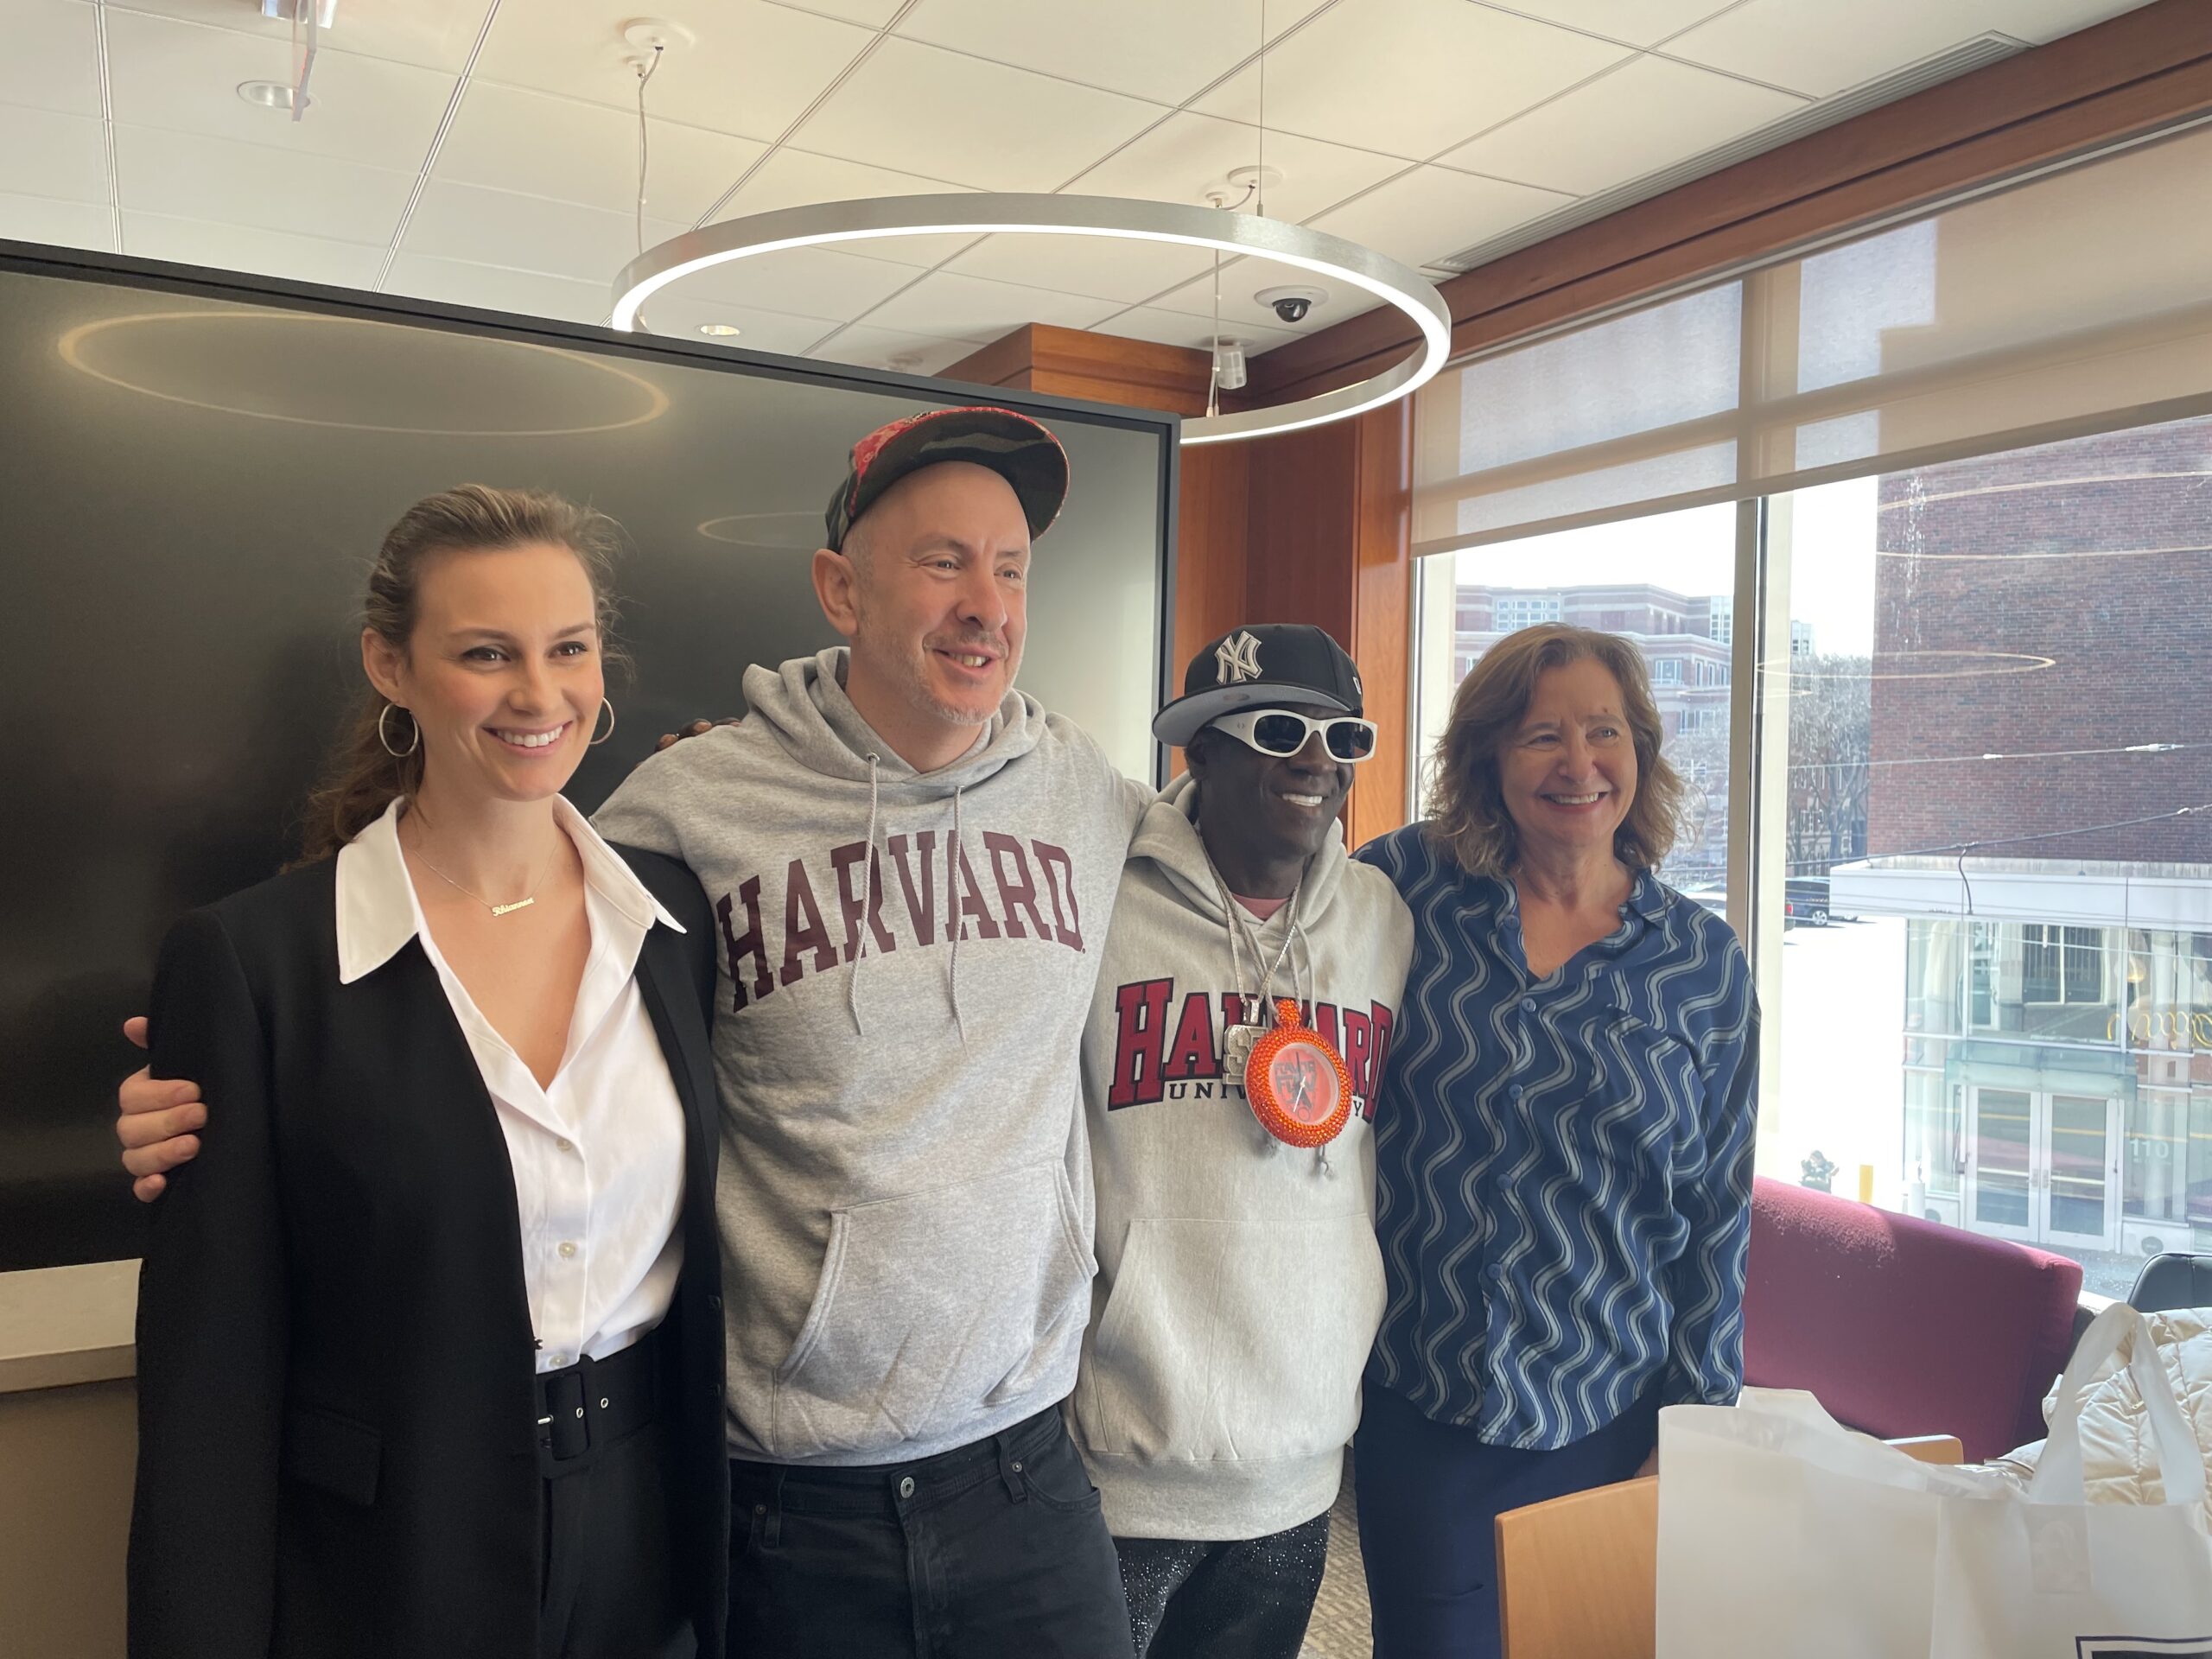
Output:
top-left (1413, 119), bottom-right (2212, 555)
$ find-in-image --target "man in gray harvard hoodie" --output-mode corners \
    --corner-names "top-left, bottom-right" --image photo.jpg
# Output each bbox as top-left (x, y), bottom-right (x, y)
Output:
top-left (1074, 626), bottom-right (1413, 1659)
top-left (594, 408), bottom-right (1150, 1656)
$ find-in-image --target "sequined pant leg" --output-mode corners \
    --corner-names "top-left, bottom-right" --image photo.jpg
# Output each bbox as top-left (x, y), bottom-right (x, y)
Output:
top-left (1113, 1514), bottom-right (1331, 1659)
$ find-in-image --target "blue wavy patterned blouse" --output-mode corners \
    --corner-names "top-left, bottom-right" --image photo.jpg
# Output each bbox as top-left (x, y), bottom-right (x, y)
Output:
top-left (1353, 826), bottom-right (1758, 1449)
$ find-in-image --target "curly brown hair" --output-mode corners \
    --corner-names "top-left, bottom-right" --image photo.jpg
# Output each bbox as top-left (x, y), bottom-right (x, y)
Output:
top-left (295, 486), bottom-right (627, 865)
top-left (1424, 623), bottom-right (1685, 878)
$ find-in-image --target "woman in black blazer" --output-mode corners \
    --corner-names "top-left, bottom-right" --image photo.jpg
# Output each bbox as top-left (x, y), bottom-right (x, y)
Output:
top-left (126, 487), bottom-right (727, 1659)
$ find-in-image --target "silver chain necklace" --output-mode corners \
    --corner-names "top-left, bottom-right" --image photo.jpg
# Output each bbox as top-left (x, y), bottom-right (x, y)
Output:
top-left (1204, 849), bottom-right (1301, 1074)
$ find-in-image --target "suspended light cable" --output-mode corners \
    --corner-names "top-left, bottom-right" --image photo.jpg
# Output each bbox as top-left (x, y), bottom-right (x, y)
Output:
top-left (635, 44), bottom-right (663, 257)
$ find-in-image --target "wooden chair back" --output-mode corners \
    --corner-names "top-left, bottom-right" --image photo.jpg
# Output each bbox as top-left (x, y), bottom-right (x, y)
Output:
top-left (1493, 1434), bottom-right (1963, 1657)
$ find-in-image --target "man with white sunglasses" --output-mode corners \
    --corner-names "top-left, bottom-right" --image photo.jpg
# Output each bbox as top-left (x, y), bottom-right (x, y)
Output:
top-left (1071, 624), bottom-right (1413, 1659)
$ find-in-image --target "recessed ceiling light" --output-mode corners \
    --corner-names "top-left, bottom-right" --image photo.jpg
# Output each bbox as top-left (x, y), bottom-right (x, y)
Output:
top-left (697, 322), bottom-right (742, 338)
top-left (237, 80), bottom-right (308, 111)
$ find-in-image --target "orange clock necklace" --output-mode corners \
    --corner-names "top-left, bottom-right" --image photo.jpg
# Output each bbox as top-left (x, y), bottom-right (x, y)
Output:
top-left (1208, 857), bottom-right (1352, 1166)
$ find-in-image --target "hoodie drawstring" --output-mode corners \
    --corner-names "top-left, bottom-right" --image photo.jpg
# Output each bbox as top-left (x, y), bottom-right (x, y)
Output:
top-left (847, 753), bottom-right (881, 1034)
top-left (947, 783), bottom-right (969, 1045)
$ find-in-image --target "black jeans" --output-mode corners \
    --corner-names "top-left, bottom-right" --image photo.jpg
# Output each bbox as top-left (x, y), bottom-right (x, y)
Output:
top-left (1114, 1512), bottom-right (1332, 1659)
top-left (728, 1407), bottom-right (1134, 1658)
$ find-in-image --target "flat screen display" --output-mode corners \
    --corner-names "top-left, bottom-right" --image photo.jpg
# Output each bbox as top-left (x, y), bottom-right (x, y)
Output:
top-left (0, 247), bottom-right (1174, 1270)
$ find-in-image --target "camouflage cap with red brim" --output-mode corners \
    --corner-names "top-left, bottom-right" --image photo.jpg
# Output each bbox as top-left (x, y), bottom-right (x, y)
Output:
top-left (823, 404), bottom-right (1070, 553)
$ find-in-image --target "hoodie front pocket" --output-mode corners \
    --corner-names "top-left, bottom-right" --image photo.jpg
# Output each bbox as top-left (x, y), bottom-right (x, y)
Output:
top-left (1079, 1209), bottom-right (1385, 1466)
top-left (769, 1160), bottom-right (1096, 1461)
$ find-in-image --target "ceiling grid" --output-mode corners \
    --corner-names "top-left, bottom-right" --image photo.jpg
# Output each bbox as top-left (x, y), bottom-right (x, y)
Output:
top-left (0, 0), bottom-right (2158, 373)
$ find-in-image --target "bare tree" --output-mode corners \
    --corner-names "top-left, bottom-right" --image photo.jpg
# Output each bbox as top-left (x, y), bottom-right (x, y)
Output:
top-left (1662, 720), bottom-right (1732, 889)
top-left (1784, 655), bottom-right (1872, 875)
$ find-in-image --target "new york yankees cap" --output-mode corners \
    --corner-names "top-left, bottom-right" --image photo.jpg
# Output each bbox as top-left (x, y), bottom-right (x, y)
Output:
top-left (824, 405), bottom-right (1069, 554)
top-left (1153, 623), bottom-right (1365, 748)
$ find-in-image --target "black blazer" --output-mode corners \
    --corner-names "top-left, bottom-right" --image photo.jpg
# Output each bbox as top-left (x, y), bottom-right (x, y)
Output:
top-left (127, 845), bottom-right (729, 1659)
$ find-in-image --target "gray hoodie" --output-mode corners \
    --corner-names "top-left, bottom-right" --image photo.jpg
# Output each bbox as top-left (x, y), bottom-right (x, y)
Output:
top-left (594, 648), bottom-right (1148, 1465)
top-left (1071, 774), bottom-right (1413, 1540)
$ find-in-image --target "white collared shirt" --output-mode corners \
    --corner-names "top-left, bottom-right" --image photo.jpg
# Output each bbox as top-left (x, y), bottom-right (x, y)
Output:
top-left (336, 797), bottom-right (688, 1373)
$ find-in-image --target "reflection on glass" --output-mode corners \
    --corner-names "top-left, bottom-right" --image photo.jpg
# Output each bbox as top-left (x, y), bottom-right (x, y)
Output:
top-left (2048, 1093), bottom-right (2113, 1239)
top-left (1973, 1089), bottom-right (2033, 1230)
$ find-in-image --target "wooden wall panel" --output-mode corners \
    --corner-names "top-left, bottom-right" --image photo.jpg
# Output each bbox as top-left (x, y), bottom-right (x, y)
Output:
top-left (1172, 443), bottom-right (1249, 696)
top-left (1347, 400), bottom-right (1413, 849)
top-left (947, 324), bottom-right (1219, 417)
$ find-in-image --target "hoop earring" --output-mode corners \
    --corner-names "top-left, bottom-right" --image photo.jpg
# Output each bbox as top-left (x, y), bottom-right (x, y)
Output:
top-left (377, 702), bottom-right (419, 758)
top-left (589, 697), bottom-right (617, 747)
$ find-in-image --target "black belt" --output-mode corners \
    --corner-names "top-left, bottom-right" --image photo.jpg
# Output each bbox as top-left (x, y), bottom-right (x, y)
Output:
top-left (534, 1325), bottom-right (666, 1476)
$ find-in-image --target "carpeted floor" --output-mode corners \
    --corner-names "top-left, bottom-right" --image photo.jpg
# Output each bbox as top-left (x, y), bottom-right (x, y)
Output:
top-left (1300, 1471), bottom-right (1372, 1658)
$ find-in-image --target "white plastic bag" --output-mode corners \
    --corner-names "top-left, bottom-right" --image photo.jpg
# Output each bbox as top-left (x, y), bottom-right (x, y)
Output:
top-left (1656, 1305), bottom-right (2212, 1658)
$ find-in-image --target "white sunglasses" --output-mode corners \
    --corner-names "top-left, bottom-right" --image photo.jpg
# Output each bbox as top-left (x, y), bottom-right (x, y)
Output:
top-left (1207, 709), bottom-right (1377, 764)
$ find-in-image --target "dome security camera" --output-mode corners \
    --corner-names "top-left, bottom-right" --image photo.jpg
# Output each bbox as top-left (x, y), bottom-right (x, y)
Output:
top-left (1255, 284), bottom-right (1326, 325)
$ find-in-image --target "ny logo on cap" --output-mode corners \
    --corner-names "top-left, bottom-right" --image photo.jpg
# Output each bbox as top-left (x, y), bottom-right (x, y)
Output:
top-left (1216, 630), bottom-right (1263, 684)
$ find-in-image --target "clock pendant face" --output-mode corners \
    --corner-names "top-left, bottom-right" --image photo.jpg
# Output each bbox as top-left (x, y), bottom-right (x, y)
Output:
top-left (1266, 1041), bottom-right (1342, 1128)
top-left (1244, 998), bottom-right (1353, 1149)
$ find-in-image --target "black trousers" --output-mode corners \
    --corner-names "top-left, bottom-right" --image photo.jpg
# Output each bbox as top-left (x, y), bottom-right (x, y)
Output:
top-left (727, 1406), bottom-right (1134, 1658)
top-left (1114, 1512), bottom-right (1332, 1659)
top-left (536, 1337), bottom-right (694, 1659)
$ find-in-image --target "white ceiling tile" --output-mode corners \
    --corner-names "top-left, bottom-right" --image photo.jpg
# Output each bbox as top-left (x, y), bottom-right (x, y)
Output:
top-left (432, 84), bottom-right (766, 220)
top-left (805, 323), bottom-right (981, 375)
top-left (100, 0), bottom-right (495, 74)
top-left (1061, 111), bottom-right (1407, 225)
top-left (400, 180), bottom-right (690, 283)
top-left (113, 125), bottom-right (414, 243)
top-left (1440, 54), bottom-right (1807, 194)
top-left (652, 244), bottom-right (920, 321)
top-left (2, 0), bottom-right (103, 116)
top-left (1662, 0), bottom-right (1948, 94)
top-left (1093, 304), bottom-right (1302, 356)
top-left (626, 295), bottom-right (838, 357)
top-left (858, 268), bottom-right (1122, 342)
top-left (783, 0), bottom-right (908, 24)
top-left (944, 233), bottom-right (1216, 306)
top-left (382, 252), bottom-right (612, 323)
top-left (1998, 0), bottom-right (2155, 46)
top-left (1660, 0), bottom-right (2144, 98)
top-left (470, 0), bottom-right (872, 142)
top-left (1192, 0), bottom-right (1630, 160)
top-left (0, 188), bottom-right (114, 251)
top-left (1306, 165), bottom-right (1569, 266)
top-left (894, 0), bottom-right (1329, 105)
top-left (0, 105), bottom-right (110, 204)
top-left (1479, 0), bottom-right (1741, 47)
top-left (713, 149), bottom-right (981, 264)
top-left (104, 10), bottom-right (453, 168)
top-left (1145, 251), bottom-right (1387, 334)
top-left (120, 211), bottom-right (385, 288)
top-left (794, 36), bottom-right (1170, 192)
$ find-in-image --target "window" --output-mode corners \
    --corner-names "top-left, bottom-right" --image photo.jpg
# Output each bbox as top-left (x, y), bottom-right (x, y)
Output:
top-left (1652, 658), bottom-right (1682, 685)
top-left (2022, 925), bottom-right (2103, 1006)
top-left (1764, 418), bottom-right (2212, 1286)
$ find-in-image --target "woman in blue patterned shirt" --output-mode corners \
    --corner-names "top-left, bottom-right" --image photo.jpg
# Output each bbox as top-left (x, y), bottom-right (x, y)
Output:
top-left (1350, 625), bottom-right (1758, 1659)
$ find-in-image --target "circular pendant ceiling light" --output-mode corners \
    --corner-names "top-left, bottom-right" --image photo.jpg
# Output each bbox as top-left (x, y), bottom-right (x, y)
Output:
top-left (609, 193), bottom-right (1452, 446)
